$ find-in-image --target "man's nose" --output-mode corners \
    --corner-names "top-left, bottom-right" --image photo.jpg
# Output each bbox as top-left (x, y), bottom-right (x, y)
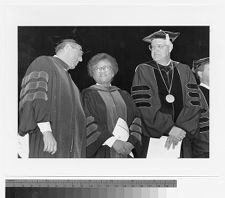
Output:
top-left (79, 56), bottom-right (83, 62)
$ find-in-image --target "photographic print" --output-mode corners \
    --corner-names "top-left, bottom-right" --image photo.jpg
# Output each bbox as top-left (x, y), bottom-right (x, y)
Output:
top-left (1, 3), bottom-right (224, 198)
top-left (18, 26), bottom-right (209, 159)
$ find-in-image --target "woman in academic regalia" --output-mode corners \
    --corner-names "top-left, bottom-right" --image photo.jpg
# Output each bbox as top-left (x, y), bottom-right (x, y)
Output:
top-left (82, 53), bottom-right (142, 158)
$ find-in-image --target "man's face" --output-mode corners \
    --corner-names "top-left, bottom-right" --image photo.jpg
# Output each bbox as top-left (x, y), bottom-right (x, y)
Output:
top-left (67, 43), bottom-right (83, 69)
top-left (197, 63), bottom-right (209, 85)
top-left (150, 38), bottom-right (171, 63)
top-left (202, 63), bottom-right (209, 83)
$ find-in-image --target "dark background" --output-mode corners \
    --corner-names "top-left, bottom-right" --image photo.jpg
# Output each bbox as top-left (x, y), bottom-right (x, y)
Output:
top-left (18, 26), bottom-right (209, 93)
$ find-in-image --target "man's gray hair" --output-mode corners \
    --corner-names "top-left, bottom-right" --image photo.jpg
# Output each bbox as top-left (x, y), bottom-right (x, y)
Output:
top-left (55, 39), bottom-right (78, 54)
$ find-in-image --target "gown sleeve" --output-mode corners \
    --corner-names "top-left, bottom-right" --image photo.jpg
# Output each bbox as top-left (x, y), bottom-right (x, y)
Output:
top-left (175, 65), bottom-right (201, 136)
top-left (19, 56), bottom-right (54, 136)
top-left (121, 90), bottom-right (142, 157)
top-left (121, 90), bottom-right (142, 147)
top-left (82, 90), bottom-right (114, 157)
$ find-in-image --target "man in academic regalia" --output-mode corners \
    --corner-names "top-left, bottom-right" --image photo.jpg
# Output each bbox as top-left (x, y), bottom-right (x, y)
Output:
top-left (131, 29), bottom-right (201, 158)
top-left (191, 57), bottom-right (209, 158)
top-left (18, 39), bottom-right (86, 158)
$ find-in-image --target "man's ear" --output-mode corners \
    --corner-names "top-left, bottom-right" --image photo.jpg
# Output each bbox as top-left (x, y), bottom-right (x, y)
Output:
top-left (169, 42), bottom-right (173, 53)
top-left (197, 71), bottom-right (203, 79)
top-left (64, 43), bottom-right (73, 52)
top-left (65, 43), bottom-right (70, 49)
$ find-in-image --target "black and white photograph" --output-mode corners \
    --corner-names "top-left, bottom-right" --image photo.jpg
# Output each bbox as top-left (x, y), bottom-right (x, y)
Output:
top-left (0, 1), bottom-right (225, 198)
top-left (17, 26), bottom-right (209, 159)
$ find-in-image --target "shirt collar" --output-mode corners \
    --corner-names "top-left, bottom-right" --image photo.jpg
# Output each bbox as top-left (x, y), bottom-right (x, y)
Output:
top-left (96, 83), bottom-right (112, 87)
top-left (200, 83), bottom-right (209, 90)
top-left (158, 60), bottom-right (173, 72)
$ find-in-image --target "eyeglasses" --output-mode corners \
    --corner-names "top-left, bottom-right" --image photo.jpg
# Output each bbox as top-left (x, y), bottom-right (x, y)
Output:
top-left (94, 65), bottom-right (112, 72)
top-left (149, 44), bottom-right (168, 51)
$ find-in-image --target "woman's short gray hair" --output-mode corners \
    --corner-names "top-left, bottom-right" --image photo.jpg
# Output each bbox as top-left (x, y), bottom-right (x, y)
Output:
top-left (87, 53), bottom-right (119, 77)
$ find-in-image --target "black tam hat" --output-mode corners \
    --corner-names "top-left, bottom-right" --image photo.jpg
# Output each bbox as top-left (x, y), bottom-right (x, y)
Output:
top-left (143, 29), bottom-right (180, 43)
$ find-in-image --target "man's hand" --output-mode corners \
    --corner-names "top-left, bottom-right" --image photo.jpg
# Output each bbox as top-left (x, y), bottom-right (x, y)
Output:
top-left (169, 126), bottom-right (186, 141)
top-left (123, 142), bottom-right (134, 155)
top-left (42, 131), bottom-right (57, 155)
top-left (165, 126), bottom-right (186, 150)
top-left (164, 136), bottom-right (179, 150)
top-left (112, 140), bottom-right (126, 154)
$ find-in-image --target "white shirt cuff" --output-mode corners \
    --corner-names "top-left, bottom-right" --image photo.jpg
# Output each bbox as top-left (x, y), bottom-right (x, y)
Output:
top-left (37, 122), bottom-right (52, 133)
top-left (18, 134), bottom-right (29, 158)
top-left (103, 136), bottom-right (117, 147)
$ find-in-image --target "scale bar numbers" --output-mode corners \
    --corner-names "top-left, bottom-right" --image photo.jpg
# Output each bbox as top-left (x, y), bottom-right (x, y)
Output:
top-left (6, 180), bottom-right (177, 188)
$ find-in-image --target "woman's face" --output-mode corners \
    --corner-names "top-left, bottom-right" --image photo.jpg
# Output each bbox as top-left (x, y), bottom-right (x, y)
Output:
top-left (92, 59), bottom-right (114, 85)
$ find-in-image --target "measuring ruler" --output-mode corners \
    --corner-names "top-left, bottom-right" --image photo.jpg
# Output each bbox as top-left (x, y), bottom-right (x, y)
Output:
top-left (6, 179), bottom-right (177, 188)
